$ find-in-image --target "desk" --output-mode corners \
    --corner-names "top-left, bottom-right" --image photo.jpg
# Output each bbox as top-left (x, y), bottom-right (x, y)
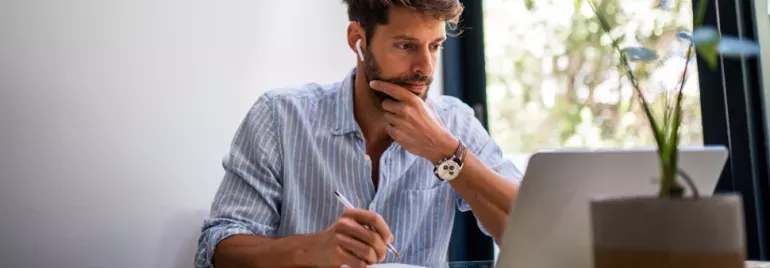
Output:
top-left (748, 261), bottom-right (770, 268)
top-left (371, 262), bottom-right (493, 268)
top-left (416, 260), bottom-right (770, 268)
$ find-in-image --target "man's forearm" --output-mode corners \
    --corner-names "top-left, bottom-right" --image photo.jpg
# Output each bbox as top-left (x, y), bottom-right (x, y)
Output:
top-left (448, 150), bottom-right (519, 241)
top-left (213, 234), bottom-right (317, 268)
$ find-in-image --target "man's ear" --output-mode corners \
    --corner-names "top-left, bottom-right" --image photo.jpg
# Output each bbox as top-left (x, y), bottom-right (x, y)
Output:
top-left (347, 22), bottom-right (366, 61)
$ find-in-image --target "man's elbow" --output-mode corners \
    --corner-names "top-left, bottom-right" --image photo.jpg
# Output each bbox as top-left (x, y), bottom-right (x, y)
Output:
top-left (491, 214), bottom-right (510, 243)
top-left (212, 235), bottom-right (273, 268)
top-left (195, 220), bottom-right (262, 268)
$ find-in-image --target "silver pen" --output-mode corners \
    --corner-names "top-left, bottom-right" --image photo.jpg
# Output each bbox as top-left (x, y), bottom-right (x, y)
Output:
top-left (333, 191), bottom-right (401, 259)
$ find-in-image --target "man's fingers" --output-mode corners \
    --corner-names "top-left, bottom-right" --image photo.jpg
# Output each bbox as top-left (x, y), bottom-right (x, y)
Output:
top-left (383, 112), bottom-right (399, 126)
top-left (370, 80), bottom-right (414, 102)
top-left (385, 125), bottom-right (397, 140)
top-left (335, 217), bottom-right (376, 245)
top-left (381, 99), bottom-right (405, 115)
top-left (334, 217), bottom-right (388, 263)
top-left (341, 209), bottom-right (394, 244)
top-left (336, 233), bottom-right (386, 264)
top-left (385, 125), bottom-right (404, 141)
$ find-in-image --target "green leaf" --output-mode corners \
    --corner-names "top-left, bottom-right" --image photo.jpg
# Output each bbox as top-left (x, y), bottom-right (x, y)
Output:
top-left (661, 46), bottom-right (695, 197)
top-left (588, 0), bottom-right (666, 159)
top-left (718, 37), bottom-right (761, 58)
top-left (621, 47), bottom-right (658, 62)
top-left (694, 0), bottom-right (708, 26)
top-left (690, 27), bottom-right (720, 69)
top-left (692, 26), bottom-right (719, 46)
top-left (696, 44), bottom-right (719, 69)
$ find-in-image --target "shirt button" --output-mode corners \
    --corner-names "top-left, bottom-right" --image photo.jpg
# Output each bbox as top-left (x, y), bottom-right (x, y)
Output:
top-left (369, 202), bottom-right (377, 211)
top-left (365, 155), bottom-right (371, 161)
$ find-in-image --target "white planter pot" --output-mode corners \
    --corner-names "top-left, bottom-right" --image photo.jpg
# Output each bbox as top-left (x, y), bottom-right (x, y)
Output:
top-left (590, 194), bottom-right (746, 268)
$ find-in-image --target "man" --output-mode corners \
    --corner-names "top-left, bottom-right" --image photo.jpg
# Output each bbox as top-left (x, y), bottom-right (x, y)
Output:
top-left (194, 1), bottom-right (522, 267)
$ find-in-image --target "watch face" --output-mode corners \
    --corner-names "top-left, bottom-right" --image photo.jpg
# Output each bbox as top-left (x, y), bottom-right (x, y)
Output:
top-left (437, 161), bottom-right (461, 180)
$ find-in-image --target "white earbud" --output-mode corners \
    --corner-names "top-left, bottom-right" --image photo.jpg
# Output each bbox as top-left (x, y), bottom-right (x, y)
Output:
top-left (356, 39), bottom-right (365, 62)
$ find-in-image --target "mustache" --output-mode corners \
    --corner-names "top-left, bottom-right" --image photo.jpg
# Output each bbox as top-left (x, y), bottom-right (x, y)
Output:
top-left (391, 73), bottom-right (432, 86)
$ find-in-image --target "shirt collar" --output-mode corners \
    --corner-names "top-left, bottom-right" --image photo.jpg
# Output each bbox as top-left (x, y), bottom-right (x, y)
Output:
top-left (332, 68), bottom-right (361, 136)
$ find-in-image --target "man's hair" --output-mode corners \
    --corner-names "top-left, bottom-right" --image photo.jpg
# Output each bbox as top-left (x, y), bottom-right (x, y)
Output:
top-left (342, 0), bottom-right (464, 42)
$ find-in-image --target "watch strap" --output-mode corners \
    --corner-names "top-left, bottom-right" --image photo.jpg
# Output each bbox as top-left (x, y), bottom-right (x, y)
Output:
top-left (454, 140), bottom-right (467, 166)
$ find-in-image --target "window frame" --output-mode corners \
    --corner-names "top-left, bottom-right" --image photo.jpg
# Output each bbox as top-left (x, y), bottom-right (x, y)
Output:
top-left (443, 0), bottom-right (495, 262)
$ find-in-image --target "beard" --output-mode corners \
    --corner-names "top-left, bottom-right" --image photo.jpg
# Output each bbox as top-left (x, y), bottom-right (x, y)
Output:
top-left (362, 48), bottom-right (433, 104)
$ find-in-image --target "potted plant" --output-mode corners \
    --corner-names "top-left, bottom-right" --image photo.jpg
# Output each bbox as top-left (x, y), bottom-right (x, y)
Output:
top-left (587, 0), bottom-right (761, 267)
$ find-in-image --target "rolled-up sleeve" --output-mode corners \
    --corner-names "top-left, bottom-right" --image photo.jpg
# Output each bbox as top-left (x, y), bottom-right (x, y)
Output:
top-left (194, 95), bottom-right (284, 268)
top-left (455, 111), bottom-right (523, 237)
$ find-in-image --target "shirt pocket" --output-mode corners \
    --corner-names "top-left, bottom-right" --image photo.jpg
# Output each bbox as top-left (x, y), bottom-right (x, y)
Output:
top-left (399, 166), bottom-right (445, 191)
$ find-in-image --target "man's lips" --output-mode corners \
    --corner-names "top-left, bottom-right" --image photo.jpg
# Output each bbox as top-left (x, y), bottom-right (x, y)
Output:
top-left (403, 83), bottom-right (428, 93)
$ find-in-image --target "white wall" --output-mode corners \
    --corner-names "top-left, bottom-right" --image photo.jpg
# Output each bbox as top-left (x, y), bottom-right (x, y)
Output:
top-left (0, 1), bottom-right (444, 267)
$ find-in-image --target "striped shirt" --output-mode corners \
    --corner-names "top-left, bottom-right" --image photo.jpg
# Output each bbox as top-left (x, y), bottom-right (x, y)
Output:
top-left (194, 68), bottom-right (522, 267)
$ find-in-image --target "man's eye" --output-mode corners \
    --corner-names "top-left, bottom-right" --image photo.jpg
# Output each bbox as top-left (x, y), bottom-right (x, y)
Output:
top-left (397, 43), bottom-right (412, 50)
top-left (431, 44), bottom-right (444, 51)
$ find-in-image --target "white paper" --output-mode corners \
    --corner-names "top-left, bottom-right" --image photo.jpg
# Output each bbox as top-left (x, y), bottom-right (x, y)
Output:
top-left (367, 264), bottom-right (429, 268)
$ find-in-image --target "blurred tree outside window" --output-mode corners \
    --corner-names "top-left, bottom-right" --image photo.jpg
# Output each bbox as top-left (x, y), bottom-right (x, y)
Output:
top-left (484, 0), bottom-right (703, 172)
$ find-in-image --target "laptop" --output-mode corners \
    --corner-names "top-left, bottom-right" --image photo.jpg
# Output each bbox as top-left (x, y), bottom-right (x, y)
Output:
top-left (494, 146), bottom-right (729, 268)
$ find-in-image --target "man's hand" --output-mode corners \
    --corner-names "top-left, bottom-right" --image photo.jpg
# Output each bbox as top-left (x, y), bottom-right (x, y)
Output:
top-left (370, 80), bottom-right (458, 164)
top-left (307, 208), bottom-right (394, 268)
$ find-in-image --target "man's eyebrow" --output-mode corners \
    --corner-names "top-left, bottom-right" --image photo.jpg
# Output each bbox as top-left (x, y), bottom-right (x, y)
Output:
top-left (392, 35), bottom-right (419, 41)
top-left (392, 35), bottom-right (447, 43)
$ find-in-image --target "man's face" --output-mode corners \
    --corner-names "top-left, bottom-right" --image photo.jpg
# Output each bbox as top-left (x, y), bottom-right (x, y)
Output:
top-left (362, 6), bottom-right (447, 103)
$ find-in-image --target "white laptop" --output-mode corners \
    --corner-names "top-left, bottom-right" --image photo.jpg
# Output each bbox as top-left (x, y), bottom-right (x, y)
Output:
top-left (494, 146), bottom-right (729, 268)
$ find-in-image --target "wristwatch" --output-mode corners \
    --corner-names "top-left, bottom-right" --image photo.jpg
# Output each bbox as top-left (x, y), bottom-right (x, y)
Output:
top-left (434, 140), bottom-right (467, 181)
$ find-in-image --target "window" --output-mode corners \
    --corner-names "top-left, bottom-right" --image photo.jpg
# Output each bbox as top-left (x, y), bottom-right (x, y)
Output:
top-left (445, 0), bottom-right (768, 261)
top-left (484, 0), bottom-right (703, 171)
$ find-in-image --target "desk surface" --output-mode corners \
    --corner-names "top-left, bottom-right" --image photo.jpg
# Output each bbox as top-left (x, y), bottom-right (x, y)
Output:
top-left (374, 260), bottom-right (770, 268)
top-left (748, 261), bottom-right (770, 268)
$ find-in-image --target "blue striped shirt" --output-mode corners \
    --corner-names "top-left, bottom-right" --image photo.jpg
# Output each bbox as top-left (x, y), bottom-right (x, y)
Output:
top-left (194, 68), bottom-right (522, 267)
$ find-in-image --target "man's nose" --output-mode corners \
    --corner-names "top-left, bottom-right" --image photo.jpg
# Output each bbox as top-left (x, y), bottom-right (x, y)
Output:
top-left (411, 47), bottom-right (435, 76)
